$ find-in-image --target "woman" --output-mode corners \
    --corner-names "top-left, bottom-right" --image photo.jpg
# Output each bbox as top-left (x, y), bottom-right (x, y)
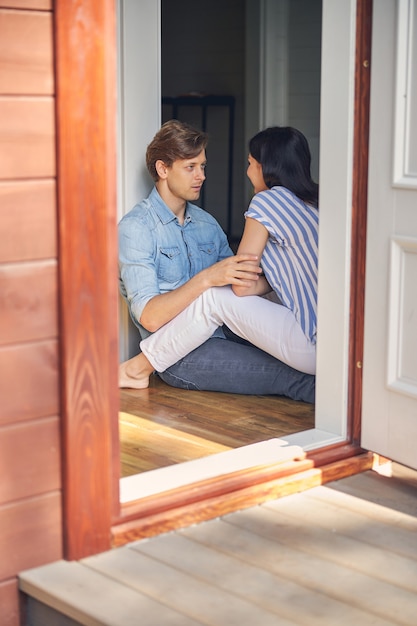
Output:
top-left (120, 126), bottom-right (318, 388)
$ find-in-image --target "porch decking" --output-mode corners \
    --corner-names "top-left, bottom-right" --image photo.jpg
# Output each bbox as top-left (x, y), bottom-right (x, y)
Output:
top-left (20, 463), bottom-right (417, 625)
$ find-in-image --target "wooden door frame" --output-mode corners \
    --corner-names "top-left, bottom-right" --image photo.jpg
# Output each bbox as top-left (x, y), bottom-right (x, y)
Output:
top-left (56, 0), bottom-right (372, 559)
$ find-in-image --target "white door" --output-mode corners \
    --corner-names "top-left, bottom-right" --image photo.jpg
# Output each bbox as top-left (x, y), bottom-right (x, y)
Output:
top-left (362, 0), bottom-right (417, 470)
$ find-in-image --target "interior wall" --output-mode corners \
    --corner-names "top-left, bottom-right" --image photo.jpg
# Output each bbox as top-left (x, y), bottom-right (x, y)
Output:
top-left (161, 0), bottom-right (246, 240)
top-left (287, 0), bottom-right (322, 181)
top-left (117, 0), bottom-right (161, 360)
top-left (161, 0), bottom-right (321, 240)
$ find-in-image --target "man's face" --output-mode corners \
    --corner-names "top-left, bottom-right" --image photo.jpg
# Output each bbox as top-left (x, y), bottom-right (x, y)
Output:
top-left (165, 150), bottom-right (207, 202)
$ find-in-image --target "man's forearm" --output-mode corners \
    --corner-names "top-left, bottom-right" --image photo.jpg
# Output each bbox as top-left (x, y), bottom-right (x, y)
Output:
top-left (140, 271), bottom-right (211, 332)
top-left (140, 253), bottom-right (261, 332)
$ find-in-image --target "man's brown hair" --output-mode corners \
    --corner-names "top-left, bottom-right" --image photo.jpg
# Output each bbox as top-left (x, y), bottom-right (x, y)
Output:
top-left (146, 119), bottom-right (209, 182)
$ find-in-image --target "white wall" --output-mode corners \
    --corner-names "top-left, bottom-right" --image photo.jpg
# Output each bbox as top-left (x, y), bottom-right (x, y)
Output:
top-left (161, 0), bottom-right (246, 240)
top-left (117, 0), bottom-right (161, 359)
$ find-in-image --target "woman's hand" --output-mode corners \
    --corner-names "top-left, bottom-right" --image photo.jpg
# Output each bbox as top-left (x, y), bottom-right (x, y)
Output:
top-left (203, 254), bottom-right (263, 288)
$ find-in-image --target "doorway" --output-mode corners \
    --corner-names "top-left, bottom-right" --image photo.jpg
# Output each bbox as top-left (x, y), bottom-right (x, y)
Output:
top-left (117, 0), bottom-right (357, 501)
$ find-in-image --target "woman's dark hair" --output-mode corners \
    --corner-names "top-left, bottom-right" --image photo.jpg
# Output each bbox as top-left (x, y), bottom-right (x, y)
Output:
top-left (249, 126), bottom-right (319, 207)
top-left (146, 119), bottom-right (209, 182)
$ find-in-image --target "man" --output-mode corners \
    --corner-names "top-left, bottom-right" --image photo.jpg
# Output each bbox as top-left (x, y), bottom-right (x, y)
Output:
top-left (118, 120), bottom-right (315, 402)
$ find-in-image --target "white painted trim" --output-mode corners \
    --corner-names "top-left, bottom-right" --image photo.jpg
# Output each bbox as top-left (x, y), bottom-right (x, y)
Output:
top-left (393, 0), bottom-right (417, 188)
top-left (119, 432), bottom-right (343, 503)
top-left (387, 236), bottom-right (417, 398)
top-left (314, 0), bottom-right (356, 437)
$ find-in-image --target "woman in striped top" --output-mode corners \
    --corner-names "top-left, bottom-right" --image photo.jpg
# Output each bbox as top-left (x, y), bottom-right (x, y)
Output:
top-left (121, 126), bottom-right (318, 390)
top-left (232, 126), bottom-right (318, 372)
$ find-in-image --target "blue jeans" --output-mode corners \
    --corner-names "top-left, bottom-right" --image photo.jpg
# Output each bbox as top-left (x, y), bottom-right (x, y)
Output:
top-left (157, 330), bottom-right (315, 404)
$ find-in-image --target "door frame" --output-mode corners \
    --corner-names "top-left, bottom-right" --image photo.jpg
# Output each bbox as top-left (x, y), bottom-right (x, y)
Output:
top-left (55, 0), bottom-right (372, 559)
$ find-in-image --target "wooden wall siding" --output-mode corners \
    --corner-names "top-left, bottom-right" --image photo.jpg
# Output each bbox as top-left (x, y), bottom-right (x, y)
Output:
top-left (0, 417), bottom-right (60, 502)
top-left (0, 340), bottom-right (59, 425)
top-left (0, 260), bottom-right (57, 344)
top-left (0, 579), bottom-right (20, 626)
top-left (0, 1), bottom-right (61, 624)
top-left (0, 180), bottom-right (57, 262)
top-left (0, 492), bottom-right (62, 581)
top-left (0, 8), bottom-right (53, 93)
top-left (0, 98), bottom-right (55, 178)
top-left (0, 1), bottom-right (51, 9)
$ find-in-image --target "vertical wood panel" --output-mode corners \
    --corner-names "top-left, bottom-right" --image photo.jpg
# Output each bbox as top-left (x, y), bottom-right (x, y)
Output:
top-left (55, 0), bottom-right (119, 559)
top-left (0, 9), bottom-right (53, 94)
top-left (0, 98), bottom-right (55, 178)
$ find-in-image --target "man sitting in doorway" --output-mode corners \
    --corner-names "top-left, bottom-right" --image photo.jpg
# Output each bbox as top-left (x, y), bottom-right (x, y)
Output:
top-left (118, 120), bottom-right (315, 403)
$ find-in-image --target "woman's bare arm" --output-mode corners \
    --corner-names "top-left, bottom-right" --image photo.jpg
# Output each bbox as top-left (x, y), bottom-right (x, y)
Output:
top-left (232, 217), bottom-right (271, 297)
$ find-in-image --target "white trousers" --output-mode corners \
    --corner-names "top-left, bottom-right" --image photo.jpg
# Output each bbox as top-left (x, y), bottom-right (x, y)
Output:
top-left (140, 286), bottom-right (316, 375)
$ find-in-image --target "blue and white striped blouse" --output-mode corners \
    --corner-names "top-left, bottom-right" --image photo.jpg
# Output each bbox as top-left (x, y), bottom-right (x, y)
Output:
top-left (245, 186), bottom-right (319, 344)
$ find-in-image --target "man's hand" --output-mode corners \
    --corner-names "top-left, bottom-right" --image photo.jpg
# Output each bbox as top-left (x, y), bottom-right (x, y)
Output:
top-left (203, 254), bottom-right (262, 288)
top-left (140, 254), bottom-right (262, 333)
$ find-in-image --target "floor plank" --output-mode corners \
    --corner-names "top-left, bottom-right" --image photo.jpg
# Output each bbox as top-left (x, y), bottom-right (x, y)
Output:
top-left (120, 376), bottom-right (314, 476)
top-left (83, 548), bottom-right (294, 626)
top-left (131, 531), bottom-right (391, 626)
top-left (21, 466), bottom-right (417, 625)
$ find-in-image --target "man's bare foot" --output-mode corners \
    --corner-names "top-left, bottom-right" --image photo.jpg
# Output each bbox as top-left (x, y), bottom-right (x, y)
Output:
top-left (119, 353), bottom-right (154, 389)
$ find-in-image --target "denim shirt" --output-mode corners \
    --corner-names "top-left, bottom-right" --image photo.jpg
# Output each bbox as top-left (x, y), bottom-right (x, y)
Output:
top-left (118, 187), bottom-right (233, 339)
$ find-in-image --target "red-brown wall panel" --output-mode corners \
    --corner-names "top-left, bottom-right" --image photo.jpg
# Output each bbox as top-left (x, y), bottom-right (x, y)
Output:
top-left (0, 98), bottom-right (55, 178)
top-left (0, 492), bottom-right (62, 580)
top-left (0, 2), bottom-right (62, 624)
top-left (0, 180), bottom-right (57, 263)
top-left (0, 579), bottom-right (21, 626)
top-left (0, 8), bottom-right (53, 94)
top-left (0, 260), bottom-right (58, 345)
top-left (0, 340), bottom-right (59, 426)
top-left (0, 1), bottom-right (51, 9)
top-left (0, 417), bottom-right (60, 502)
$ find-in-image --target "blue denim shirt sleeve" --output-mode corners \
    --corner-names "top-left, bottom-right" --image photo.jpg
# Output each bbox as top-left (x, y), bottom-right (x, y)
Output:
top-left (118, 187), bottom-right (233, 339)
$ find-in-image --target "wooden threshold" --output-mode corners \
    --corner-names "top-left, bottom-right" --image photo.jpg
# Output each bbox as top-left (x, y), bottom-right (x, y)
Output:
top-left (111, 449), bottom-right (374, 546)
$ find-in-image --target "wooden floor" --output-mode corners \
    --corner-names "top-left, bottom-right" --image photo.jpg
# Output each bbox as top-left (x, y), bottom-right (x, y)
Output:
top-left (20, 463), bottom-right (417, 625)
top-left (119, 375), bottom-right (315, 476)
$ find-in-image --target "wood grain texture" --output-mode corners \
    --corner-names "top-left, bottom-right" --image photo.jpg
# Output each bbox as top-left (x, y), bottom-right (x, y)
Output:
top-left (0, 340), bottom-right (59, 426)
top-left (348, 0), bottom-right (373, 442)
top-left (0, 1), bottom-right (51, 9)
top-left (0, 417), bottom-right (60, 503)
top-left (0, 180), bottom-right (56, 262)
top-left (0, 492), bottom-right (62, 580)
top-left (0, 97), bottom-right (55, 179)
top-left (0, 8), bottom-right (53, 94)
top-left (112, 453), bottom-right (373, 545)
top-left (55, 0), bottom-right (119, 558)
top-left (119, 411), bottom-right (231, 476)
top-left (21, 467), bottom-right (417, 626)
top-left (0, 260), bottom-right (57, 345)
top-left (120, 377), bottom-right (315, 476)
top-left (0, 578), bottom-right (20, 626)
